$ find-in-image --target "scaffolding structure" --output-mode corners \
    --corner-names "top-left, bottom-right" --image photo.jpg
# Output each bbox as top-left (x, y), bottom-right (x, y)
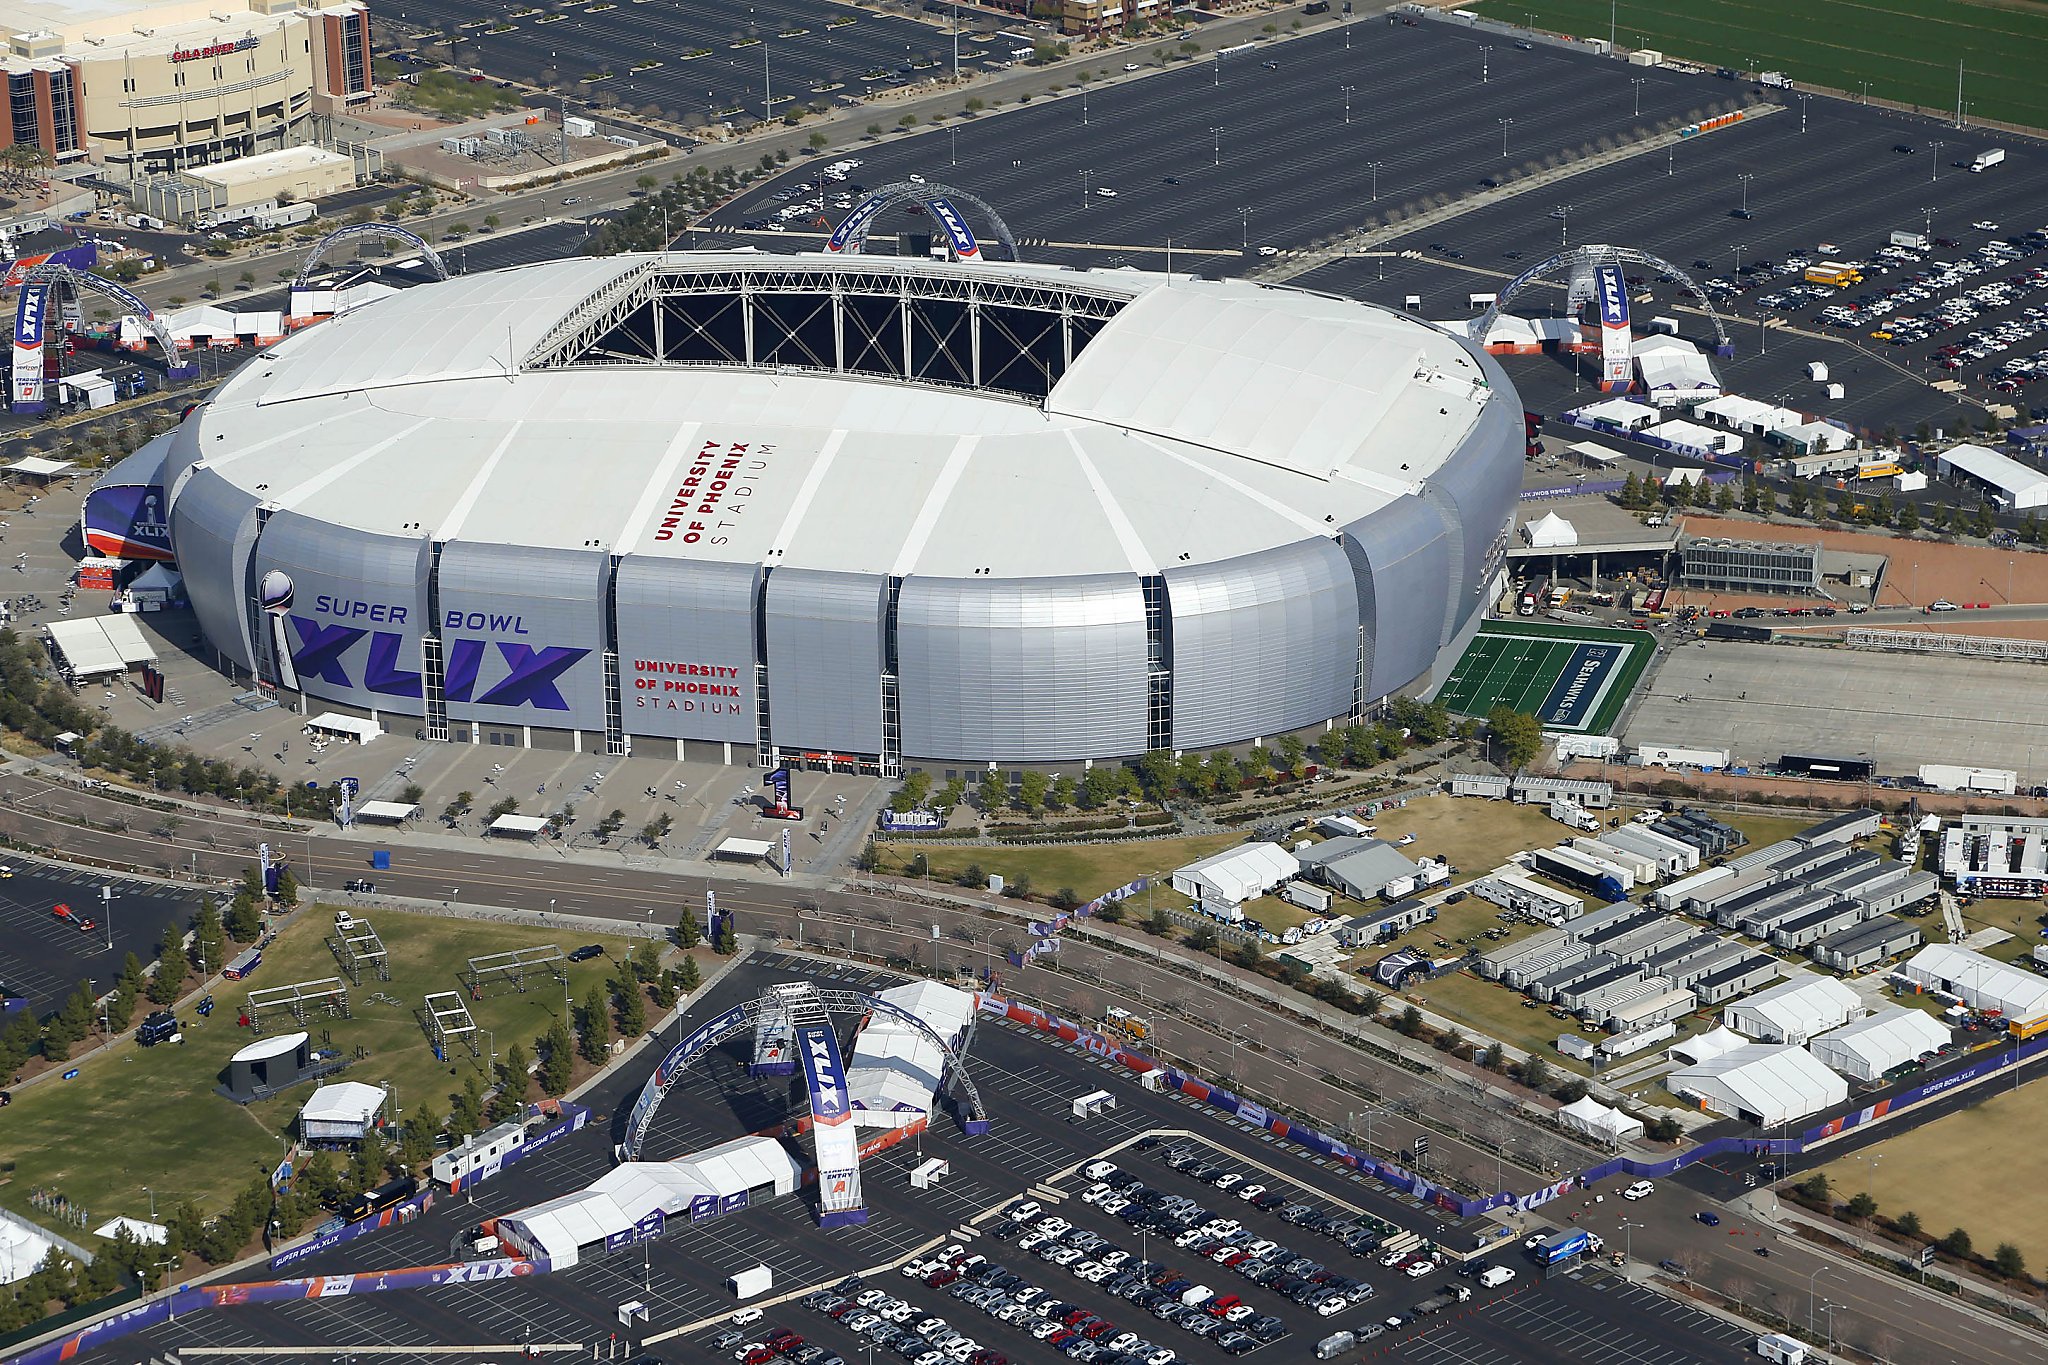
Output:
top-left (244, 976), bottom-right (351, 1034)
top-left (424, 991), bottom-right (480, 1061)
top-left (328, 920), bottom-right (392, 985)
top-left (1845, 628), bottom-right (2048, 664)
top-left (461, 945), bottom-right (568, 998)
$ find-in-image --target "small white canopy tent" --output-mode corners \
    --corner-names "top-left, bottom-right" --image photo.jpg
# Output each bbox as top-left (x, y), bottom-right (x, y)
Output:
top-left (1556, 1095), bottom-right (1646, 1146)
top-left (1522, 511), bottom-right (1580, 548)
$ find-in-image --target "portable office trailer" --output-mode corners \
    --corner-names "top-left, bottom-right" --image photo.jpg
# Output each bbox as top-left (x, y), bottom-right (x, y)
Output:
top-left (1736, 889), bottom-right (1843, 939)
top-left (1727, 839), bottom-right (1803, 876)
top-left (1768, 900), bottom-right (1864, 950)
top-left (1502, 941), bottom-right (1595, 990)
top-left (1581, 974), bottom-right (1672, 1023)
top-left (1605, 987), bottom-right (1697, 1033)
top-left (1696, 877), bottom-right (1802, 928)
top-left (1556, 965), bottom-right (1652, 1017)
top-left (1644, 931), bottom-right (1718, 975)
top-left (1571, 837), bottom-right (1658, 884)
top-left (1474, 927), bottom-right (1569, 981)
top-left (1512, 775), bottom-right (1614, 809)
top-left (1568, 900), bottom-right (1655, 942)
top-left (1658, 940), bottom-right (1751, 991)
top-left (1846, 868), bottom-right (1937, 917)
top-left (1691, 953), bottom-right (1784, 1005)
top-left (1654, 864), bottom-right (1734, 912)
top-left (1526, 951), bottom-right (1620, 1003)
top-left (1471, 871), bottom-right (1584, 925)
top-left (1589, 916), bottom-right (1698, 965)
top-left (1601, 823), bottom-right (1698, 875)
top-left (1797, 810), bottom-right (1883, 846)
top-left (1598, 1018), bottom-right (1678, 1057)
top-left (1809, 916), bottom-right (1922, 973)
top-left (1448, 773), bottom-right (1512, 799)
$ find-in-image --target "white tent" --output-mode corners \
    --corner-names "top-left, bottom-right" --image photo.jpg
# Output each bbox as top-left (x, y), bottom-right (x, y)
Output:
top-left (1722, 973), bottom-right (1861, 1045)
top-left (1808, 1007), bottom-right (1949, 1084)
top-left (354, 800), bottom-right (420, 824)
top-left (1667, 1025), bottom-right (1746, 1066)
top-left (847, 980), bottom-right (975, 1127)
top-left (43, 618), bottom-right (125, 679)
top-left (0, 1219), bottom-right (54, 1284)
top-left (497, 1136), bottom-right (800, 1269)
top-left (1901, 944), bottom-right (2048, 1020)
top-left (92, 1216), bottom-right (167, 1246)
top-left (1670, 1043), bottom-right (1848, 1127)
top-left (1556, 1095), bottom-right (1646, 1146)
top-left (1171, 842), bottom-right (1298, 912)
top-left (486, 814), bottom-right (552, 838)
top-left (1644, 418), bottom-right (1743, 456)
top-left (304, 712), bottom-right (381, 744)
top-left (1575, 398), bottom-right (1658, 430)
top-left (300, 1081), bottom-right (386, 1141)
top-left (99, 612), bottom-right (157, 666)
top-left (1522, 511), bottom-right (1579, 548)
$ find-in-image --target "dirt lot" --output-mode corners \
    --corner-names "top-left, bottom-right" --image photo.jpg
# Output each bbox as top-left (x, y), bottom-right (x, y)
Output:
top-left (1816, 1076), bottom-right (2048, 1273)
top-left (1356, 794), bottom-right (1582, 881)
top-left (1677, 513), bottom-right (2048, 610)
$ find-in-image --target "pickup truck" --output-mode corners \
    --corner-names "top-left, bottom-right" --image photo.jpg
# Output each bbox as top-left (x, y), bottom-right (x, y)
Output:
top-left (1412, 1286), bottom-right (1473, 1316)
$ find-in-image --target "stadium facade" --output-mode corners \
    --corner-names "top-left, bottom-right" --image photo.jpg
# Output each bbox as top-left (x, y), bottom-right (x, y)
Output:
top-left (148, 253), bottom-right (1520, 772)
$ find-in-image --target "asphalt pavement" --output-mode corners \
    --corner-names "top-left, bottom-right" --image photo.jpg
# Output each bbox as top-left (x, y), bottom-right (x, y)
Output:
top-left (0, 860), bottom-right (197, 1017)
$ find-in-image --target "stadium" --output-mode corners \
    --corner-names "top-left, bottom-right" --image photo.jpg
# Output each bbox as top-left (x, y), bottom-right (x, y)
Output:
top-left (147, 251), bottom-right (1522, 771)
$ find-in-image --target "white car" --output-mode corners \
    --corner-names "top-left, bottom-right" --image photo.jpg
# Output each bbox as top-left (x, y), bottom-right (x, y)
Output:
top-left (1082, 1183), bottom-right (1114, 1204)
top-left (1236, 1183), bottom-right (1266, 1202)
top-left (1212, 1173), bottom-right (1242, 1192)
top-left (1316, 1298), bottom-right (1346, 1317)
top-left (1404, 1259), bottom-right (1435, 1279)
top-left (1975, 220), bottom-right (2001, 231)
top-left (1257, 245), bottom-right (1279, 257)
top-left (1038, 1217), bottom-right (1072, 1237)
top-left (902, 1259), bottom-right (933, 1278)
top-left (1006, 1199), bottom-right (1041, 1221)
top-left (1096, 186), bottom-right (1118, 197)
top-left (1623, 1180), bottom-right (1655, 1200)
top-left (1084, 1160), bottom-right (1119, 1180)
top-left (731, 1307), bottom-right (764, 1326)
top-left (1124, 62), bottom-right (1140, 71)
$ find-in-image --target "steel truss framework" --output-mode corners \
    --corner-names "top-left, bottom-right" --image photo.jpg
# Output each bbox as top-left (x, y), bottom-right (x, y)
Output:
top-left (830, 181), bottom-right (1021, 260)
top-left (19, 264), bottom-right (187, 374)
top-left (244, 976), bottom-right (351, 1034)
top-left (293, 224), bottom-right (451, 289)
top-left (621, 985), bottom-right (987, 1161)
top-left (328, 921), bottom-right (391, 985)
top-left (461, 945), bottom-right (567, 997)
top-left (522, 260), bottom-right (1130, 403)
top-left (1474, 244), bottom-right (1733, 356)
top-left (1846, 628), bottom-right (2048, 663)
top-left (424, 990), bottom-right (480, 1059)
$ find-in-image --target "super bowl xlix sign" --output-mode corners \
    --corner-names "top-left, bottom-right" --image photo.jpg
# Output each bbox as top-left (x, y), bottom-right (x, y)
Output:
top-left (172, 36), bottom-right (259, 62)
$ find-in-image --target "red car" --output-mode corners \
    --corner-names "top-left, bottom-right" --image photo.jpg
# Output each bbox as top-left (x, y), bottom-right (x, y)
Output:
top-left (1080, 1321), bottom-right (1116, 1340)
top-left (924, 1268), bottom-right (959, 1288)
top-left (1207, 1294), bottom-right (1241, 1317)
top-left (51, 903), bottom-right (73, 922)
top-left (765, 1329), bottom-right (802, 1355)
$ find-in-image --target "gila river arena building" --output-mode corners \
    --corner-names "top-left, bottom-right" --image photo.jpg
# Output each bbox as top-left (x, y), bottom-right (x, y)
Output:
top-left (142, 252), bottom-right (1521, 772)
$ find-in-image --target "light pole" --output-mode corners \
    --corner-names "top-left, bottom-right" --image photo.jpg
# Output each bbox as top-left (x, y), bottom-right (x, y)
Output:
top-left (1479, 45), bottom-right (1491, 82)
top-left (948, 126), bottom-right (956, 165)
top-left (1667, 143), bottom-right (1674, 176)
top-left (1733, 243), bottom-right (1745, 276)
top-left (1738, 172), bottom-right (1754, 213)
top-left (1557, 203), bottom-right (1572, 246)
top-left (1796, 91), bottom-right (1810, 132)
top-left (1367, 160), bottom-right (1382, 200)
top-left (1499, 116), bottom-right (1514, 158)
top-left (1807, 1266), bottom-right (1834, 1338)
top-left (1237, 206), bottom-right (1250, 253)
top-left (1342, 85), bottom-right (1356, 124)
top-left (1080, 167), bottom-right (1092, 207)
top-left (1618, 1217), bottom-right (1642, 1264)
top-left (1929, 140), bottom-right (1944, 180)
top-left (1081, 88), bottom-right (1089, 125)
top-left (1210, 126), bottom-right (1220, 166)
top-left (950, 0), bottom-right (958, 82)
top-left (1631, 76), bottom-right (1645, 117)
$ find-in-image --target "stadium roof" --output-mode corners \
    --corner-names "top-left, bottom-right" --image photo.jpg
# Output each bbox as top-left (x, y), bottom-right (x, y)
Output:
top-left (175, 254), bottom-right (1501, 583)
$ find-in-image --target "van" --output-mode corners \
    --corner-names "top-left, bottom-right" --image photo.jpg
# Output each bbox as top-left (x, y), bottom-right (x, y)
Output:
top-left (1478, 1265), bottom-right (1516, 1288)
top-left (137, 1010), bottom-right (180, 1046)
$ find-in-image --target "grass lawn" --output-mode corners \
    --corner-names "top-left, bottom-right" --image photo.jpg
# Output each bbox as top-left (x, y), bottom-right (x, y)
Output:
top-left (881, 832), bottom-right (1246, 902)
top-left (1475, 0), bottom-right (2048, 131)
top-left (1816, 1076), bottom-right (2048, 1270)
top-left (1360, 794), bottom-right (1575, 882)
top-left (1722, 812), bottom-right (1831, 850)
top-left (0, 908), bottom-right (640, 1239)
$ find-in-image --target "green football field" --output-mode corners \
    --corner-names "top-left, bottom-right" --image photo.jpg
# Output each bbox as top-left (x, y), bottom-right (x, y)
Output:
top-left (1436, 620), bottom-right (1653, 734)
top-left (1475, 0), bottom-right (2048, 131)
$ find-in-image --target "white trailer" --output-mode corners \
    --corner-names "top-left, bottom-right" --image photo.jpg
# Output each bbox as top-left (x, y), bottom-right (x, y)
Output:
top-left (1653, 864), bottom-right (1733, 912)
top-left (1572, 838), bottom-right (1657, 884)
top-left (1971, 148), bottom-right (2005, 172)
top-left (727, 1264), bottom-right (773, 1299)
top-left (1917, 763), bottom-right (2018, 795)
top-left (1282, 881), bottom-right (1333, 913)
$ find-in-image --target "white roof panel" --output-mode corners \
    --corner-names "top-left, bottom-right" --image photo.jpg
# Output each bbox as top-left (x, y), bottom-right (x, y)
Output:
top-left (1939, 442), bottom-right (2048, 499)
top-left (301, 1081), bottom-right (385, 1124)
top-left (45, 618), bottom-right (125, 677)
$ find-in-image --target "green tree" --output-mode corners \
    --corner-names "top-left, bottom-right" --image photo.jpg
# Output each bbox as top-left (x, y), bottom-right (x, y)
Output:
top-left (1049, 774), bottom-right (1077, 810)
top-left (677, 905), bottom-right (702, 949)
top-left (977, 769), bottom-right (1006, 812)
top-left (1080, 766), bottom-right (1123, 809)
top-left (1232, 940), bottom-right (1262, 969)
top-left (538, 1019), bottom-right (573, 1094)
top-left (1519, 1054), bottom-right (1550, 1091)
top-left (1873, 489), bottom-right (1896, 527)
top-left (1017, 770), bottom-right (1050, 813)
top-left (449, 1073), bottom-right (483, 1136)
top-left (1276, 733), bottom-right (1307, 776)
top-left (629, 939), bottom-right (662, 984)
top-left (715, 917), bottom-right (737, 954)
top-left (1896, 499), bottom-right (1920, 533)
top-left (1845, 1191), bottom-right (1878, 1220)
top-left (224, 887), bottom-right (262, 943)
top-left (1933, 502), bottom-right (1953, 532)
top-left (1715, 481), bottom-right (1737, 512)
top-left (675, 954), bottom-right (701, 993)
top-left (194, 901), bottom-right (226, 977)
top-left (1974, 502), bottom-right (1996, 539)
top-left (579, 984), bottom-right (612, 1062)
top-left (1206, 750), bottom-right (1241, 794)
top-left (1186, 924), bottom-right (1218, 953)
top-left (807, 131), bottom-right (829, 151)
top-left (1619, 471), bottom-right (1644, 508)
top-left (616, 976), bottom-right (646, 1036)
top-left (1796, 1172), bottom-right (1831, 1202)
top-left (1786, 484), bottom-right (1809, 518)
top-left (1397, 1005), bottom-right (1424, 1037)
top-left (1480, 1040), bottom-right (1506, 1072)
top-left (1941, 1227), bottom-right (1973, 1258)
top-left (1486, 705), bottom-right (1545, 771)
top-left (1994, 1243), bottom-right (2026, 1279)
top-left (399, 1104), bottom-right (439, 1171)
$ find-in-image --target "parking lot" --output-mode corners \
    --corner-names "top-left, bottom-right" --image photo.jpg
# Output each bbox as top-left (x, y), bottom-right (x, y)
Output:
top-left (385, 0), bottom-right (958, 125)
top-left (709, 18), bottom-right (1717, 268)
top-left (1295, 78), bottom-right (2043, 439)
top-left (72, 951), bottom-right (1748, 1365)
top-left (0, 860), bottom-right (197, 1017)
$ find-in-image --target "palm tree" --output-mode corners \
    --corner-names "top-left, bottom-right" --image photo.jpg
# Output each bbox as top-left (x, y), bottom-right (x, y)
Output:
top-left (0, 143), bottom-right (52, 191)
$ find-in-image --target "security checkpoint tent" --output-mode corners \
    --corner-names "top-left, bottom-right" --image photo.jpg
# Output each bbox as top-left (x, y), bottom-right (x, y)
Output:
top-left (299, 1080), bottom-right (386, 1142)
top-left (1669, 1043), bottom-right (1848, 1127)
top-left (495, 1135), bottom-right (800, 1269)
top-left (715, 837), bottom-right (774, 862)
top-left (353, 800), bottom-right (420, 824)
top-left (1632, 337), bottom-right (1721, 400)
top-left (1170, 842), bottom-right (1298, 913)
top-left (44, 618), bottom-right (126, 680)
top-left (486, 814), bottom-right (552, 839)
top-left (1807, 1007), bottom-right (1950, 1084)
top-left (1644, 418), bottom-right (1744, 456)
top-left (1721, 973), bottom-right (1861, 1045)
top-left (1900, 943), bottom-right (2048, 1019)
top-left (304, 712), bottom-right (381, 744)
top-left (1574, 397), bottom-right (1657, 431)
top-left (1565, 440), bottom-right (1627, 467)
top-left (3, 455), bottom-right (75, 485)
top-left (1556, 1095), bottom-right (1645, 1146)
top-left (1667, 1025), bottom-right (1746, 1066)
top-left (1522, 511), bottom-right (1579, 548)
top-left (1933, 442), bottom-right (2048, 510)
top-left (846, 980), bottom-right (975, 1126)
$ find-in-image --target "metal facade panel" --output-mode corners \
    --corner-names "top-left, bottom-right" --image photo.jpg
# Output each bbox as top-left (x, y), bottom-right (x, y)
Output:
top-left (438, 542), bottom-right (609, 730)
top-left (764, 568), bottom-right (886, 754)
top-left (168, 464), bottom-right (262, 671)
top-left (1343, 495), bottom-right (1450, 702)
top-left (257, 512), bottom-right (430, 716)
top-left (1166, 540), bottom-right (1357, 750)
top-left (1422, 396), bottom-right (1522, 643)
top-left (614, 555), bottom-right (760, 743)
top-left (897, 574), bottom-right (1148, 762)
